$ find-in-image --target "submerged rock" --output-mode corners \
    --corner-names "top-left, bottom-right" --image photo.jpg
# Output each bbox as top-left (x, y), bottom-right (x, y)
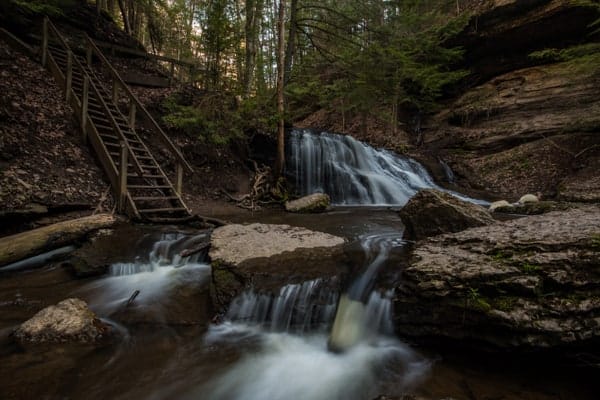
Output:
top-left (13, 298), bottom-right (110, 345)
top-left (398, 189), bottom-right (494, 240)
top-left (209, 223), bottom-right (347, 311)
top-left (395, 206), bottom-right (600, 349)
top-left (285, 193), bottom-right (330, 213)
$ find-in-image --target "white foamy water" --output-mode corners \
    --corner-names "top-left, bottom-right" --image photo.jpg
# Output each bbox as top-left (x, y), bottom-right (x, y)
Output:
top-left (81, 233), bottom-right (211, 316)
top-left (199, 270), bottom-right (428, 400)
top-left (196, 331), bottom-right (429, 400)
top-left (288, 128), bottom-right (487, 206)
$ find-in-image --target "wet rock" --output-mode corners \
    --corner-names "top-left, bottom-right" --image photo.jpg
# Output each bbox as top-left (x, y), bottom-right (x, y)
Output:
top-left (285, 193), bottom-right (330, 213)
top-left (12, 298), bottom-right (110, 344)
top-left (209, 223), bottom-right (347, 311)
top-left (394, 206), bottom-right (600, 349)
top-left (209, 223), bottom-right (344, 265)
top-left (519, 194), bottom-right (539, 203)
top-left (398, 189), bottom-right (495, 240)
top-left (494, 200), bottom-right (571, 215)
top-left (488, 200), bottom-right (510, 212)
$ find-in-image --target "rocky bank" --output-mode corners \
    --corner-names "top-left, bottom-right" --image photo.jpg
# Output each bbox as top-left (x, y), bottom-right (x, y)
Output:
top-left (394, 205), bottom-right (600, 349)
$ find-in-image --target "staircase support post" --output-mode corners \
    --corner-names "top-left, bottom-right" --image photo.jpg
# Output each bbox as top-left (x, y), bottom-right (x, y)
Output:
top-left (65, 51), bottom-right (73, 102)
top-left (41, 17), bottom-right (48, 67)
top-left (118, 141), bottom-right (128, 213)
top-left (86, 43), bottom-right (92, 66)
top-left (128, 102), bottom-right (136, 129)
top-left (176, 162), bottom-right (183, 195)
top-left (81, 77), bottom-right (89, 141)
top-left (112, 78), bottom-right (119, 104)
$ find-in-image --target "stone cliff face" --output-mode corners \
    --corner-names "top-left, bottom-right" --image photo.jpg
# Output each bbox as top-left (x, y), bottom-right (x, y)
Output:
top-left (426, 0), bottom-right (600, 201)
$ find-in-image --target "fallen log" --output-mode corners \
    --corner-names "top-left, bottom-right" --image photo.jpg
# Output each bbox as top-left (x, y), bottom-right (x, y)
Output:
top-left (0, 213), bottom-right (118, 267)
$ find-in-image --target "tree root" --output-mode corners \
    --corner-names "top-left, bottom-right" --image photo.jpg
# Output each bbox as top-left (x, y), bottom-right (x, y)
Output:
top-left (220, 160), bottom-right (287, 211)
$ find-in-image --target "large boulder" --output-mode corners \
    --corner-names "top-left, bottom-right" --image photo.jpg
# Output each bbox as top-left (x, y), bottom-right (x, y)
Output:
top-left (209, 223), bottom-right (347, 311)
top-left (394, 206), bottom-right (600, 349)
top-left (398, 189), bottom-right (494, 240)
top-left (12, 298), bottom-right (110, 345)
top-left (285, 193), bottom-right (330, 213)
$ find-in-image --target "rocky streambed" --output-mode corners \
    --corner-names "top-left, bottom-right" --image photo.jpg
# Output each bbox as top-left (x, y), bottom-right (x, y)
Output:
top-left (0, 204), bottom-right (598, 400)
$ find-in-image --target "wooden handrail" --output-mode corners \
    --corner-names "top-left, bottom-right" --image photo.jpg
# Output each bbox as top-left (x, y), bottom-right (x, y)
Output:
top-left (85, 34), bottom-right (194, 174)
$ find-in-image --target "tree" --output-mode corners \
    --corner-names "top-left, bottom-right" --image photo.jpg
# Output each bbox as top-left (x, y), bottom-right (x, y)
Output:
top-left (274, 0), bottom-right (285, 177)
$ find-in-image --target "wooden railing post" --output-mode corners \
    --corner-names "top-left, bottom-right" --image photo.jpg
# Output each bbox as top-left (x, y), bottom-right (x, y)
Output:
top-left (81, 76), bottom-right (89, 141)
top-left (175, 162), bottom-right (183, 195)
top-left (128, 102), bottom-right (136, 129)
top-left (41, 17), bottom-right (48, 67)
top-left (112, 78), bottom-right (119, 104)
top-left (169, 62), bottom-right (175, 85)
top-left (86, 43), bottom-right (92, 66)
top-left (65, 51), bottom-right (73, 102)
top-left (118, 141), bottom-right (128, 212)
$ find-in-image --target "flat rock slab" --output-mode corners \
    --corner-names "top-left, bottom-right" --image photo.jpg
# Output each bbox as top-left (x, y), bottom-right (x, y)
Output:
top-left (395, 206), bottom-right (600, 349)
top-left (209, 223), bottom-right (347, 312)
top-left (209, 223), bottom-right (345, 265)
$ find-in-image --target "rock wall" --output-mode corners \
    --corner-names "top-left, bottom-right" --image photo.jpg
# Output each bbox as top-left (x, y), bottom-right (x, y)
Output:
top-left (426, 0), bottom-right (600, 201)
top-left (394, 206), bottom-right (600, 349)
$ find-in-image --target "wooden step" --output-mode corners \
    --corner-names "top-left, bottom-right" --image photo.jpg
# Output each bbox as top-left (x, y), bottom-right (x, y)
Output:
top-left (128, 185), bottom-right (172, 189)
top-left (138, 207), bottom-right (187, 214)
top-left (132, 196), bottom-right (179, 201)
top-left (127, 174), bottom-right (166, 179)
top-left (99, 133), bottom-right (141, 144)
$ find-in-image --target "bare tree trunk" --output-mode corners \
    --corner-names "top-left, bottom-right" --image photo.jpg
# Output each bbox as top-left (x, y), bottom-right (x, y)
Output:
top-left (275, 0), bottom-right (285, 178)
top-left (117, 0), bottom-right (131, 34)
top-left (243, 0), bottom-right (264, 97)
top-left (284, 0), bottom-right (298, 83)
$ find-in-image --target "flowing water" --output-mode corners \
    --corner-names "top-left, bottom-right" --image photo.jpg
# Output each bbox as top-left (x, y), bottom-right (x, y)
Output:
top-left (0, 216), bottom-right (597, 400)
top-left (288, 129), bottom-right (439, 205)
top-left (0, 133), bottom-right (594, 399)
top-left (287, 128), bottom-right (487, 206)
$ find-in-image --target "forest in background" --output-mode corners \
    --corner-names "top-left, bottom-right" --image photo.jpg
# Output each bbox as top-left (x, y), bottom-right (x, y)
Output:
top-left (2, 0), bottom-right (599, 163)
top-left (3, 1), bottom-right (480, 147)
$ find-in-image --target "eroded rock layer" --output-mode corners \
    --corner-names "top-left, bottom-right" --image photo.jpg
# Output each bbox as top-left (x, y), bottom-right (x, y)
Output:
top-left (395, 206), bottom-right (600, 349)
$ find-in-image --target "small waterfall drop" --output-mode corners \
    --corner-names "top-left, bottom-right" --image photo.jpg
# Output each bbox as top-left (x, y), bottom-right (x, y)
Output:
top-left (84, 232), bottom-right (211, 315)
top-left (287, 129), bottom-right (440, 205)
top-left (225, 278), bottom-right (339, 333)
top-left (329, 233), bottom-right (405, 352)
top-left (200, 231), bottom-right (428, 400)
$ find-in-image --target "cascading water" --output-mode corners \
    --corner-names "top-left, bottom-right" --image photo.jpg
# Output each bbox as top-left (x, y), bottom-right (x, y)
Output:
top-left (199, 232), bottom-right (429, 400)
top-left (287, 128), bottom-right (440, 205)
top-left (288, 128), bottom-right (487, 206)
top-left (224, 278), bottom-right (339, 333)
top-left (82, 232), bottom-right (211, 316)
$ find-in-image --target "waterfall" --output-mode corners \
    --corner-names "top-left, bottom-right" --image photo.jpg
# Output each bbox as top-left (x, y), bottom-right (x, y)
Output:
top-left (199, 232), bottom-right (428, 400)
top-left (109, 232), bottom-right (209, 277)
top-left (287, 129), bottom-right (440, 205)
top-left (84, 232), bottom-right (211, 315)
top-left (225, 279), bottom-right (338, 333)
top-left (328, 233), bottom-right (404, 352)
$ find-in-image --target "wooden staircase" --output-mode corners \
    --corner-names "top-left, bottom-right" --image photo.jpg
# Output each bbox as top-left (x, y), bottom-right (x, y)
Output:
top-left (41, 18), bottom-right (193, 222)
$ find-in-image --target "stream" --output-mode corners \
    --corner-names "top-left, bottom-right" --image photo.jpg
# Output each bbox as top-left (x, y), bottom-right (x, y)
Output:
top-left (0, 131), bottom-right (597, 399)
